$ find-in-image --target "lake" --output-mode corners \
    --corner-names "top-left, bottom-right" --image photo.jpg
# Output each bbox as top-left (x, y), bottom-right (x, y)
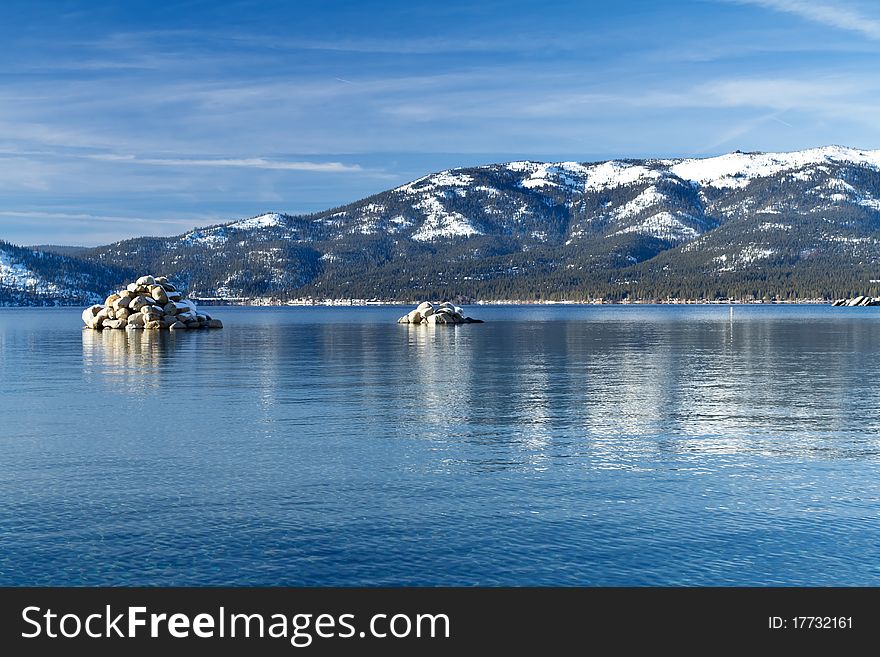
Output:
top-left (1, 304), bottom-right (879, 586)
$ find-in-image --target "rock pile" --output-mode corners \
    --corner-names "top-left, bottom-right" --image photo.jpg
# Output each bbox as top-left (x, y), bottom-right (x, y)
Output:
top-left (832, 296), bottom-right (880, 307)
top-left (397, 301), bottom-right (483, 325)
top-left (82, 275), bottom-right (223, 331)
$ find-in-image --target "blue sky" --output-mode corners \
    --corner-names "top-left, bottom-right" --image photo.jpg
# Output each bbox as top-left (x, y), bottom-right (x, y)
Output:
top-left (2, 0), bottom-right (880, 245)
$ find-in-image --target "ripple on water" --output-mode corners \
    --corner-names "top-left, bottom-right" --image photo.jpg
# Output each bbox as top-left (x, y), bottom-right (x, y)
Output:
top-left (1, 305), bottom-right (880, 585)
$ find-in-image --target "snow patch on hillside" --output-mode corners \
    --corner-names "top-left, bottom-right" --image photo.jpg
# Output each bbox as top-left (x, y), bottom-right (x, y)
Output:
top-left (584, 161), bottom-right (662, 190)
top-left (611, 211), bottom-right (700, 242)
top-left (0, 251), bottom-right (53, 292)
top-left (411, 197), bottom-right (482, 241)
top-left (759, 222), bottom-right (791, 231)
top-left (396, 170), bottom-right (474, 195)
top-left (0, 249), bottom-right (62, 294)
top-left (229, 213), bottom-right (285, 230)
top-left (671, 146), bottom-right (880, 189)
top-left (714, 246), bottom-right (776, 271)
top-left (183, 227), bottom-right (228, 247)
top-left (611, 186), bottom-right (668, 220)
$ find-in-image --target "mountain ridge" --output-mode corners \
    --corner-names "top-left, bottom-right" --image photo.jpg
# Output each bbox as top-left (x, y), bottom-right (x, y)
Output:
top-left (6, 145), bottom-right (880, 304)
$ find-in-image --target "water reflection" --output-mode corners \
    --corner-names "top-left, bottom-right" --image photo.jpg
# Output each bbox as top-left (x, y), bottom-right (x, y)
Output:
top-left (81, 328), bottom-right (184, 392)
top-left (73, 312), bottom-right (880, 471)
top-left (390, 315), bottom-right (880, 470)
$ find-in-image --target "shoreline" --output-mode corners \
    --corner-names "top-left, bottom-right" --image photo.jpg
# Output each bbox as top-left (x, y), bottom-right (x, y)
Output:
top-left (2, 298), bottom-right (842, 308)
top-left (189, 297), bottom-right (836, 307)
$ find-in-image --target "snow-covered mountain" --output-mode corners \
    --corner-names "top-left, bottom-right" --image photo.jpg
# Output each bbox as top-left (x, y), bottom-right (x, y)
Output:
top-left (22, 145), bottom-right (880, 301)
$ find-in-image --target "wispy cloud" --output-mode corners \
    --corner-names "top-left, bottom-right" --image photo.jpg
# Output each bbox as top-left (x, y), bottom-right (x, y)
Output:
top-left (733, 0), bottom-right (880, 40)
top-left (0, 210), bottom-right (200, 226)
top-left (90, 154), bottom-right (365, 172)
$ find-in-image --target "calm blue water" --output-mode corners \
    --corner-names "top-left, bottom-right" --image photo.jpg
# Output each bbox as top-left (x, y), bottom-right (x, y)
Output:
top-left (2, 304), bottom-right (880, 586)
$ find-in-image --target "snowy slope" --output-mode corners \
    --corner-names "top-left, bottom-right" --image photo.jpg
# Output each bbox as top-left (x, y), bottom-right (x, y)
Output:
top-left (0, 241), bottom-right (131, 305)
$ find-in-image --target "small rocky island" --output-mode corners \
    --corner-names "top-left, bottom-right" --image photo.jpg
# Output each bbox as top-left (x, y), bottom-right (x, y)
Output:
top-left (397, 301), bottom-right (483, 325)
top-left (832, 296), bottom-right (880, 307)
top-left (82, 275), bottom-right (223, 331)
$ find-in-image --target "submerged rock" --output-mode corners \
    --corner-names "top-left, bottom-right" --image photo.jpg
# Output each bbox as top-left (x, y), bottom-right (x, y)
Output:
top-left (397, 302), bottom-right (482, 325)
top-left (834, 296), bottom-right (880, 307)
top-left (82, 275), bottom-right (224, 332)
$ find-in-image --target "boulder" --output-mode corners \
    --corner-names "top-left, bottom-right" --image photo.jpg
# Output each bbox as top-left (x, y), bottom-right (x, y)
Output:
top-left (129, 295), bottom-right (150, 312)
top-left (169, 321), bottom-right (187, 330)
top-left (81, 305), bottom-right (102, 324)
top-left (105, 293), bottom-right (120, 307)
top-left (150, 285), bottom-right (169, 304)
top-left (207, 319), bottom-right (223, 329)
top-left (136, 275), bottom-right (156, 286)
top-left (103, 319), bottom-right (126, 329)
top-left (112, 296), bottom-right (131, 311)
top-left (144, 320), bottom-right (161, 330)
top-left (163, 302), bottom-right (178, 315)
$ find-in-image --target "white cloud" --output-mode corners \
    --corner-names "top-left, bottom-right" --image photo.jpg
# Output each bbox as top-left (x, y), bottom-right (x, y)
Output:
top-left (89, 154), bottom-right (364, 172)
top-left (0, 210), bottom-right (199, 226)
top-left (733, 0), bottom-right (880, 40)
